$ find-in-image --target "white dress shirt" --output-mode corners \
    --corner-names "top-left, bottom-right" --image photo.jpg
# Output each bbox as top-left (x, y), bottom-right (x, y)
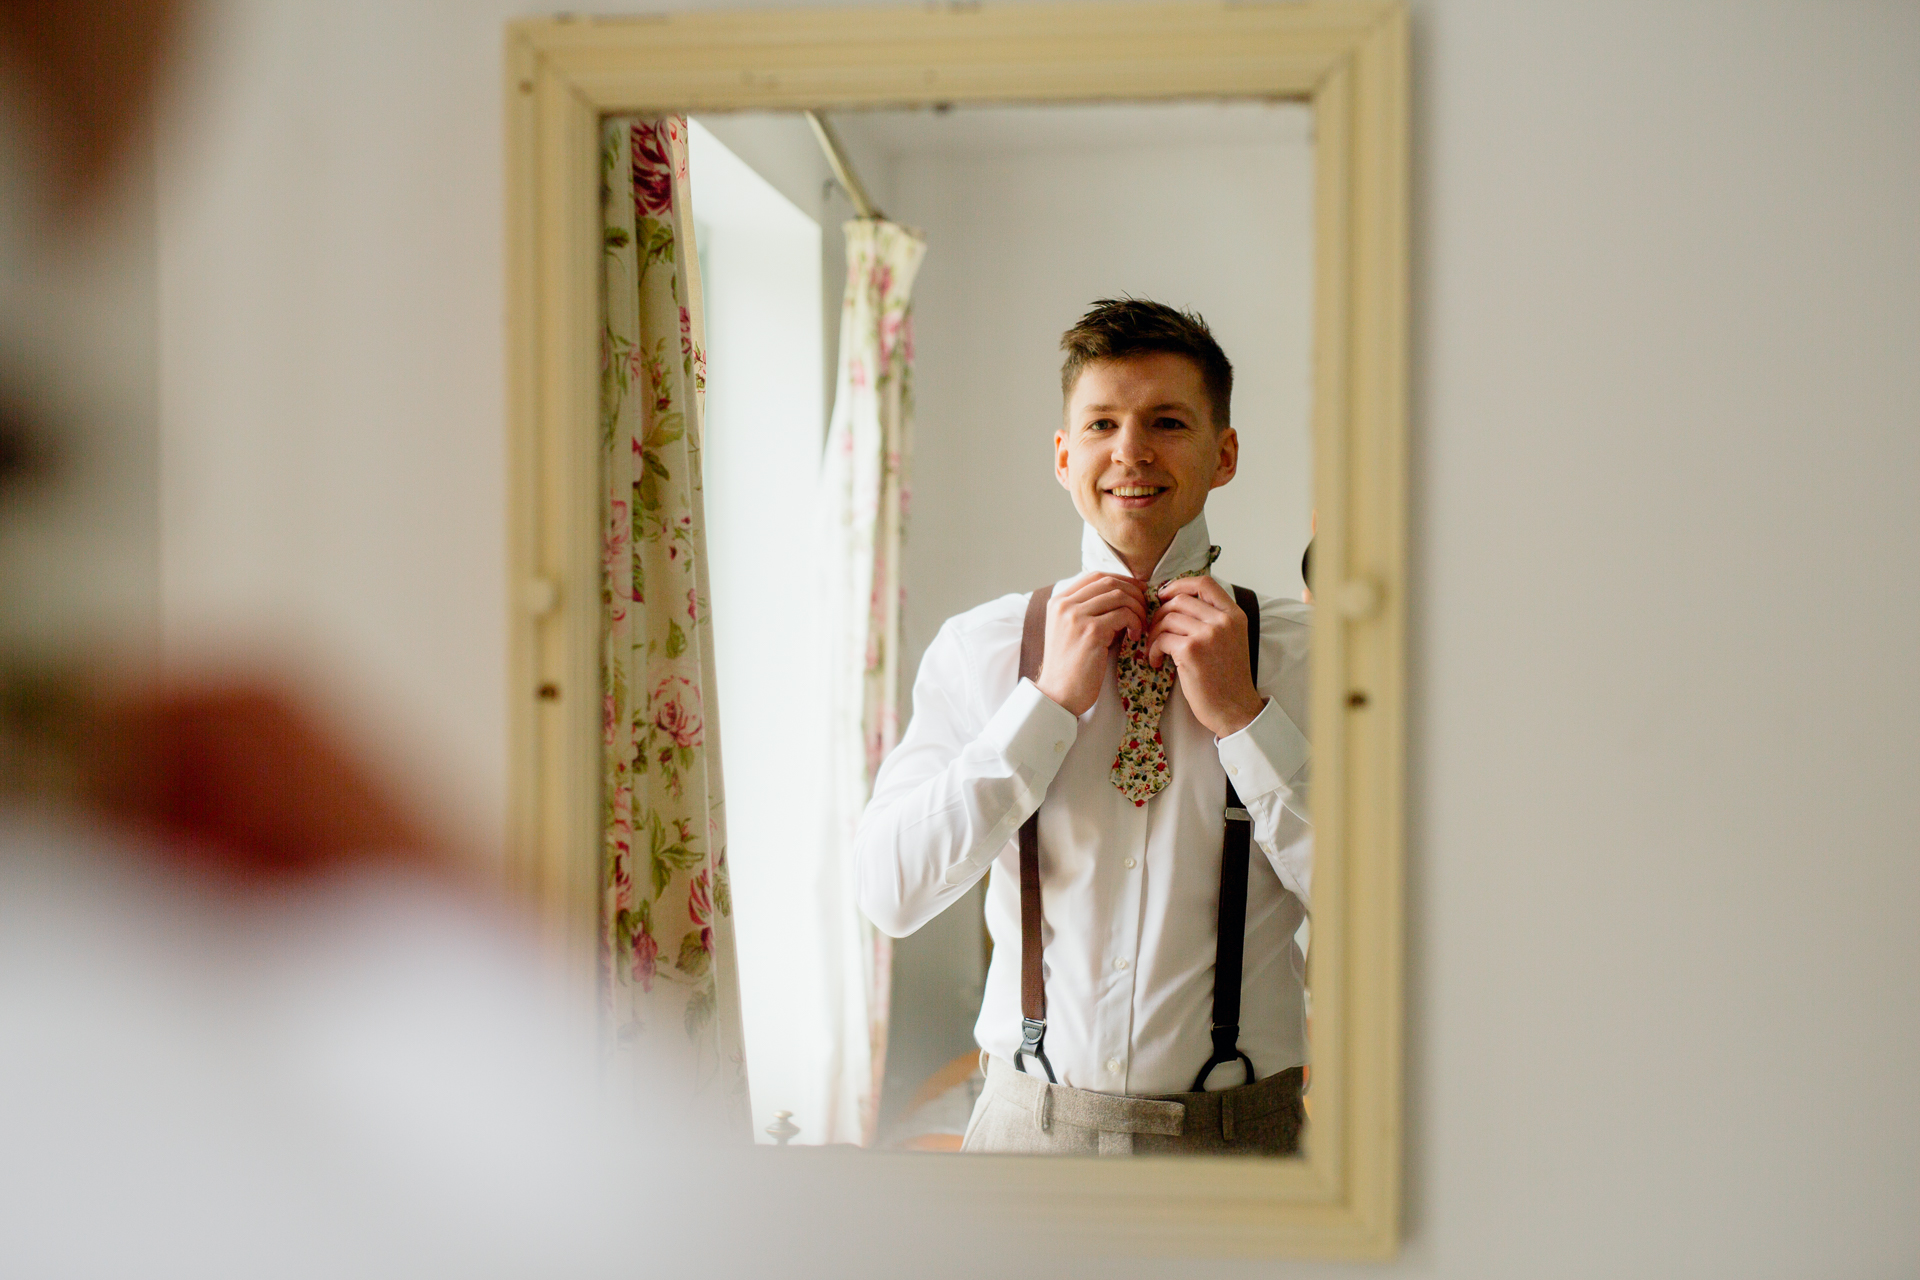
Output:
top-left (856, 513), bottom-right (1312, 1096)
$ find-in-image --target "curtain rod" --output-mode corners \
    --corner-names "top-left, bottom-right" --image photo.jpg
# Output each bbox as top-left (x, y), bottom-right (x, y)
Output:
top-left (804, 110), bottom-right (882, 221)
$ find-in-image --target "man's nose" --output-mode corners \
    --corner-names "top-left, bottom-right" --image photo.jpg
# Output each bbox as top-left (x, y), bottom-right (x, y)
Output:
top-left (1110, 419), bottom-right (1154, 464)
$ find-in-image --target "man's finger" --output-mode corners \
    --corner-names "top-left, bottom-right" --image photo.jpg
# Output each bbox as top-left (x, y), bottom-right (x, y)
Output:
top-left (1150, 600), bottom-right (1238, 645)
top-left (1151, 593), bottom-right (1231, 624)
top-left (1063, 598), bottom-right (1141, 636)
top-left (1091, 602), bottom-right (1146, 635)
top-left (1146, 631), bottom-right (1188, 669)
top-left (1084, 585), bottom-right (1148, 614)
top-left (1089, 589), bottom-right (1146, 619)
top-left (1063, 572), bottom-right (1145, 605)
top-left (1052, 579), bottom-right (1144, 634)
top-left (1157, 576), bottom-right (1233, 611)
top-left (1148, 609), bottom-right (1206, 637)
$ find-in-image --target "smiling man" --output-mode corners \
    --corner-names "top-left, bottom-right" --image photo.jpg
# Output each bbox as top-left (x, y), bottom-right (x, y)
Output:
top-left (856, 299), bottom-right (1313, 1156)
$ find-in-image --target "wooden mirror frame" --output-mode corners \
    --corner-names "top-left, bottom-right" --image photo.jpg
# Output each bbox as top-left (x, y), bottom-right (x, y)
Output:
top-left (503, 1), bottom-right (1406, 1258)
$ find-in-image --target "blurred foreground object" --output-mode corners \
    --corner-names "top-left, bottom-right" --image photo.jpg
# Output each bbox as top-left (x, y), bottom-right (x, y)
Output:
top-left (0, 676), bottom-right (957, 1275)
top-left (0, 2), bottom-right (996, 1274)
top-left (0, 800), bottom-right (630, 1277)
top-left (86, 680), bottom-right (452, 888)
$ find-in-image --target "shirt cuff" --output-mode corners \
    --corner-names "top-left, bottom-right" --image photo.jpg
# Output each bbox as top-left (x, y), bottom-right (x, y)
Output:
top-left (978, 677), bottom-right (1080, 809)
top-left (1215, 697), bottom-right (1309, 803)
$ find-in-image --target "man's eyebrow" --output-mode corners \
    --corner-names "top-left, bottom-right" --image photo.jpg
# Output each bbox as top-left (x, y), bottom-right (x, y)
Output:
top-left (1078, 401), bottom-right (1200, 415)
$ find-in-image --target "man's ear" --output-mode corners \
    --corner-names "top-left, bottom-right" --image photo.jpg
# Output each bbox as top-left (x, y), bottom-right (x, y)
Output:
top-left (1209, 426), bottom-right (1240, 490)
top-left (1054, 427), bottom-right (1072, 488)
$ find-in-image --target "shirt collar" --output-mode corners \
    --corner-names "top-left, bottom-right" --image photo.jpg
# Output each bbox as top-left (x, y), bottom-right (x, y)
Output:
top-left (1079, 511), bottom-right (1216, 583)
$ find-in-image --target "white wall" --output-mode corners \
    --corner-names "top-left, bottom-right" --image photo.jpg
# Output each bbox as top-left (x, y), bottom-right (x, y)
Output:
top-left (155, 1), bottom-right (1920, 1274)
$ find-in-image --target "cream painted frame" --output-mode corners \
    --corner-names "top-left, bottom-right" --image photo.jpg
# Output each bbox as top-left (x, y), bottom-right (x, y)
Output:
top-left (504, 1), bottom-right (1405, 1259)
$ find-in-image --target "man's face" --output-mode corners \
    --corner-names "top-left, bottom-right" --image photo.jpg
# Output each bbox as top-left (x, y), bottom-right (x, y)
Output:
top-left (1055, 352), bottom-right (1238, 576)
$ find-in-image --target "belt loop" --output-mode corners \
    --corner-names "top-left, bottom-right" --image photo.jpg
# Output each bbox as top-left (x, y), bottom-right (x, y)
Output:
top-left (1221, 1094), bottom-right (1236, 1142)
top-left (1038, 1084), bottom-right (1053, 1134)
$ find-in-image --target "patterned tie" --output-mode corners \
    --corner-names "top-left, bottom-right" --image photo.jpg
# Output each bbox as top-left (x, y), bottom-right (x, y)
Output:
top-left (1110, 545), bottom-right (1222, 805)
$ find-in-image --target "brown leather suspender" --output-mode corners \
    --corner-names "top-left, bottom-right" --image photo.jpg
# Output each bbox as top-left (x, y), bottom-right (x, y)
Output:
top-left (1012, 582), bottom-right (1264, 1090)
top-left (1014, 585), bottom-right (1056, 1081)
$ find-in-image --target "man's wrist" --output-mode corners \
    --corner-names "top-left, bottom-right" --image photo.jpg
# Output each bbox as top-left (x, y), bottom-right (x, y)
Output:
top-left (1034, 672), bottom-right (1089, 717)
top-left (1212, 694), bottom-right (1269, 740)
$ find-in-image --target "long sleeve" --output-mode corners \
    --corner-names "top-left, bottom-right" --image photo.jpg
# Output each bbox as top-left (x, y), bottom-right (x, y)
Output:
top-left (1216, 698), bottom-right (1312, 907)
top-left (1214, 596), bottom-right (1314, 907)
top-left (856, 609), bottom-right (1080, 937)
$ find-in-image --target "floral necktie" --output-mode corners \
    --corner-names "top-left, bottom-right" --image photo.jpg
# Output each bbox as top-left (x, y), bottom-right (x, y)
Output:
top-left (1110, 546), bottom-right (1221, 806)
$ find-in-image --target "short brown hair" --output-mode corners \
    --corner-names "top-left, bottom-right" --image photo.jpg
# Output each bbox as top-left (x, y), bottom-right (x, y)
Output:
top-left (1059, 298), bottom-right (1234, 430)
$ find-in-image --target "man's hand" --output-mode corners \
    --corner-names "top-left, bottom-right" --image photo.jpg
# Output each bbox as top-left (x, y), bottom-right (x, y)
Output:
top-left (1146, 577), bottom-right (1267, 738)
top-left (1035, 572), bottom-right (1148, 716)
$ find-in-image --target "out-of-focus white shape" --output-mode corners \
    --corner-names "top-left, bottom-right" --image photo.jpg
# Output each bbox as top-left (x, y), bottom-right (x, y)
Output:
top-left (688, 118), bottom-right (850, 1144)
top-left (0, 809), bottom-right (627, 1277)
top-left (0, 809), bottom-right (1001, 1276)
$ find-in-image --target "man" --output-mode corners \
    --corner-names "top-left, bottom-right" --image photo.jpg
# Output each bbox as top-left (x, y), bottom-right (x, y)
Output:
top-left (857, 299), bottom-right (1312, 1156)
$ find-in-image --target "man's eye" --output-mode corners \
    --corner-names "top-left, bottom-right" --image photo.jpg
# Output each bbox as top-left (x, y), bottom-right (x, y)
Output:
top-left (1156, 417), bottom-right (1190, 431)
top-left (1088, 419), bottom-right (1116, 431)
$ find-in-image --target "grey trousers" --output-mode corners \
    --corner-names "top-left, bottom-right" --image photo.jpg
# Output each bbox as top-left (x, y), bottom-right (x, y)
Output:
top-left (960, 1053), bottom-right (1306, 1156)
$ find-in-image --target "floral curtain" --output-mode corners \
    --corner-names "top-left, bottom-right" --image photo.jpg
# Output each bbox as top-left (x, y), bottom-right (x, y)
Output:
top-left (820, 219), bottom-right (927, 1145)
top-left (600, 115), bottom-right (749, 1135)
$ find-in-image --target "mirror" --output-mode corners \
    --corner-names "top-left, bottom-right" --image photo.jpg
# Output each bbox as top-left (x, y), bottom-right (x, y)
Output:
top-left (689, 101), bottom-right (1316, 1153)
top-left (506, 1), bottom-right (1405, 1256)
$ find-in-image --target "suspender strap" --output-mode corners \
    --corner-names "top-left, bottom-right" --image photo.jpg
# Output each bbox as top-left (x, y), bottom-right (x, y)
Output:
top-left (1014, 584), bottom-right (1056, 1082)
top-left (1190, 584), bottom-right (1263, 1092)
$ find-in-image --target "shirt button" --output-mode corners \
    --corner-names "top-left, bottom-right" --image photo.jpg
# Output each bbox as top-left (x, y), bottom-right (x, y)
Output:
top-left (1053, 740), bottom-right (1066, 754)
top-left (1123, 857), bottom-right (1137, 869)
top-left (1228, 763), bottom-right (1240, 777)
top-left (1106, 1058), bottom-right (1122, 1074)
top-left (1113, 957), bottom-right (1129, 971)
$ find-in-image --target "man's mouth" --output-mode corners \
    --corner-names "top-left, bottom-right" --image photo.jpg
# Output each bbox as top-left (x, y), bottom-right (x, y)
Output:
top-left (1105, 484), bottom-right (1168, 506)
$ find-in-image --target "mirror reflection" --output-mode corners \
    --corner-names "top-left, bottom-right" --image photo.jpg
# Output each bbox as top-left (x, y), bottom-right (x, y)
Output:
top-left (685, 100), bottom-right (1315, 1154)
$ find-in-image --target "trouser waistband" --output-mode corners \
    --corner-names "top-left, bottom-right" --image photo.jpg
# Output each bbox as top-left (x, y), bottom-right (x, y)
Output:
top-left (977, 1052), bottom-right (1306, 1152)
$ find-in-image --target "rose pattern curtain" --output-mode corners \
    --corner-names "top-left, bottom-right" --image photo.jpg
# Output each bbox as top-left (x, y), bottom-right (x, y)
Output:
top-left (600, 115), bottom-right (749, 1134)
top-left (820, 219), bottom-right (927, 1145)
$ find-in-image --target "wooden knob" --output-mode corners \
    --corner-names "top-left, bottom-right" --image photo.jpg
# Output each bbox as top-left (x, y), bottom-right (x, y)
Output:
top-left (1335, 577), bottom-right (1384, 621)
top-left (523, 575), bottom-right (560, 618)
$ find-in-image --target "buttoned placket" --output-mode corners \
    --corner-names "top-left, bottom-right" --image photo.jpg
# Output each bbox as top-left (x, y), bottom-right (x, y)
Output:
top-left (1073, 517), bottom-right (1218, 1096)
top-left (1091, 785), bottom-right (1150, 1092)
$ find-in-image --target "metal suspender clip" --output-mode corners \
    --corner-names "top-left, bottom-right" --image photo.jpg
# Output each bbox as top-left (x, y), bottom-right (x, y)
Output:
top-left (1224, 806), bottom-right (1250, 822)
top-left (1190, 1023), bottom-right (1258, 1092)
top-left (1015, 1017), bottom-right (1057, 1083)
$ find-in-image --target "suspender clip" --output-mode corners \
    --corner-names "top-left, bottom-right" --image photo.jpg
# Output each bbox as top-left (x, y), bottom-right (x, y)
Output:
top-left (1190, 1023), bottom-right (1258, 1093)
top-left (1014, 1017), bottom-right (1057, 1083)
top-left (1224, 806), bottom-right (1250, 822)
